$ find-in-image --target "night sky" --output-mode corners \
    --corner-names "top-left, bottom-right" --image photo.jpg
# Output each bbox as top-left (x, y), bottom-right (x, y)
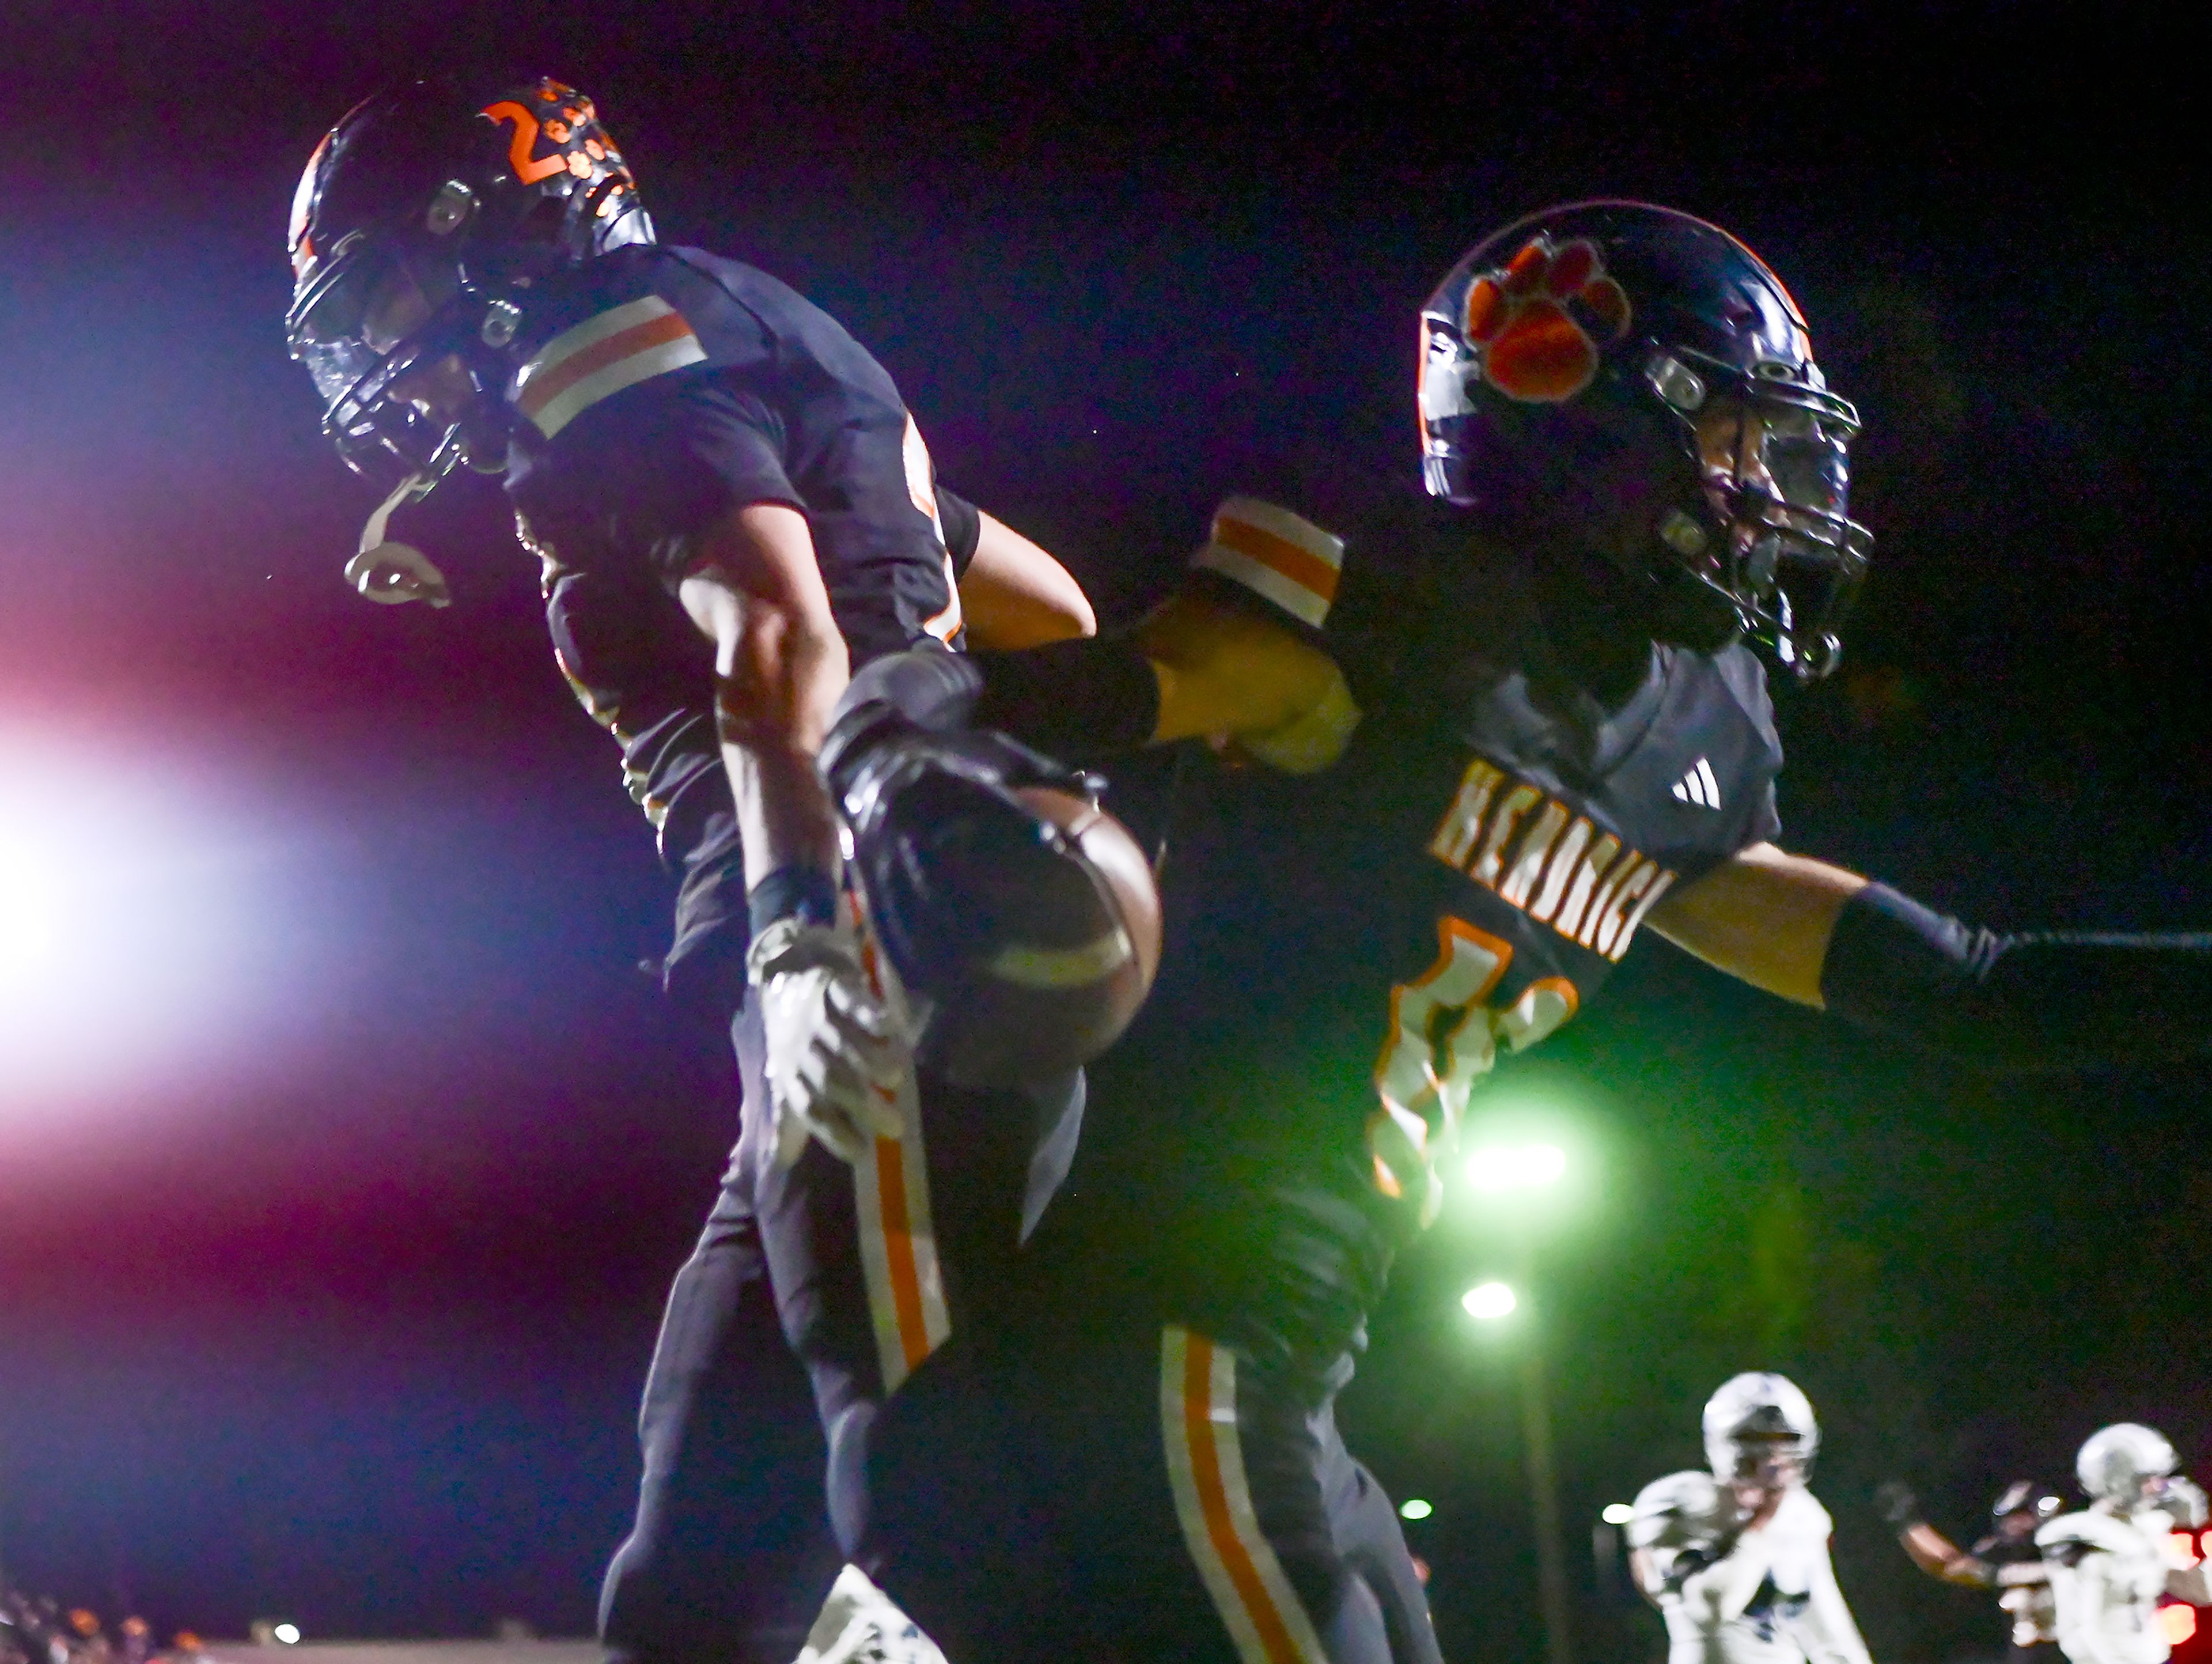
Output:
top-left (3, 5), bottom-right (2210, 1661)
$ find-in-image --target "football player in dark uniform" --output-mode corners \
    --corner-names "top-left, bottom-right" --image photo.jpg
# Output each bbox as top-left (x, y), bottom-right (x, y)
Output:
top-left (848, 201), bottom-right (2212, 1663)
top-left (1880, 1478), bottom-right (2063, 1660)
top-left (282, 77), bottom-right (1104, 1663)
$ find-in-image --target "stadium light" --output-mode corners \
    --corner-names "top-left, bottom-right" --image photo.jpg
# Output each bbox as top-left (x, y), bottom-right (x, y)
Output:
top-left (1399, 1498), bottom-right (1433, 1521)
top-left (0, 840), bottom-right (59, 978)
top-left (1601, 1502), bottom-right (1635, 1526)
top-left (1464, 1140), bottom-right (1568, 1194)
top-left (1463, 1280), bottom-right (1518, 1321)
top-left (272, 1627), bottom-right (301, 1646)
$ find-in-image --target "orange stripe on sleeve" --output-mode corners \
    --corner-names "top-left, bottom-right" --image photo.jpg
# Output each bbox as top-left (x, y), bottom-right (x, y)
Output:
top-left (1213, 516), bottom-right (1343, 607)
top-left (518, 309), bottom-right (698, 422)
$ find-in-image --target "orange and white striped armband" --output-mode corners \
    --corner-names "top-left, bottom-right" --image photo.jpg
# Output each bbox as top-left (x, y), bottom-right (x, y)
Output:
top-left (514, 294), bottom-right (709, 440)
top-left (1190, 497), bottom-right (1346, 630)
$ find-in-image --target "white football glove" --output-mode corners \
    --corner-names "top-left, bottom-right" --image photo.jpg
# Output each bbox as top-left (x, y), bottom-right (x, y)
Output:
top-left (748, 917), bottom-right (914, 1166)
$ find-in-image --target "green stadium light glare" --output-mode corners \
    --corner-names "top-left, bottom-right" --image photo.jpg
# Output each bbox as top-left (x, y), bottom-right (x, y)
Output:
top-left (1463, 1140), bottom-right (1568, 1194)
top-left (1462, 1280), bottom-right (1518, 1321)
top-left (1399, 1498), bottom-right (1434, 1521)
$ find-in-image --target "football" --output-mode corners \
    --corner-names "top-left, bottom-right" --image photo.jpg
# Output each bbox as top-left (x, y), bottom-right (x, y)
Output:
top-left (921, 785), bottom-right (1162, 1088)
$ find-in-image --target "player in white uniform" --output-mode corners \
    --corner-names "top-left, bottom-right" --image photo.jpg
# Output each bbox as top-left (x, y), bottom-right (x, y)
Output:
top-left (1627, 1374), bottom-right (1872, 1664)
top-left (2038, 1424), bottom-right (2212, 1664)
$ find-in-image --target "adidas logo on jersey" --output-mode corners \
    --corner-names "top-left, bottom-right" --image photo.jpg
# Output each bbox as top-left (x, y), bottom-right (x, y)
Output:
top-left (1672, 757), bottom-right (1722, 810)
top-left (1426, 757), bottom-right (1677, 963)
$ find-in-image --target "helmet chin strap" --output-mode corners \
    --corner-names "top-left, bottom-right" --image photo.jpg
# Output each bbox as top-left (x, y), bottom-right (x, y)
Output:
top-left (343, 471), bottom-right (451, 607)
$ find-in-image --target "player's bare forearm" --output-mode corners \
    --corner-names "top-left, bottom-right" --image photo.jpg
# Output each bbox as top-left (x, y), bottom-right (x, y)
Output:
top-left (1897, 1522), bottom-right (1989, 1586)
top-left (959, 511), bottom-right (1096, 648)
top-left (677, 502), bottom-right (850, 888)
top-left (1646, 843), bottom-right (1867, 1006)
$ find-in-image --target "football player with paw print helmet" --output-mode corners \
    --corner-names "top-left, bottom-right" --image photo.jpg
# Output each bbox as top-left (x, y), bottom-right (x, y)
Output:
top-left (858, 201), bottom-right (2212, 1664)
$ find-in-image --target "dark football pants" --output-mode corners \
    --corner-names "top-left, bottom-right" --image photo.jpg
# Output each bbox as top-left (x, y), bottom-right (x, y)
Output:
top-left (729, 999), bottom-right (1085, 1557)
top-left (1319, 1417), bottom-right (1443, 1664)
top-left (597, 1144), bottom-right (840, 1664)
top-left (863, 1321), bottom-right (1441, 1664)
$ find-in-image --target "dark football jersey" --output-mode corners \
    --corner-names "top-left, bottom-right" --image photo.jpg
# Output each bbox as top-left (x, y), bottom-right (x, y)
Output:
top-left (506, 243), bottom-right (969, 663)
top-left (1036, 476), bottom-right (1783, 1362)
top-left (1974, 1531), bottom-right (2058, 1646)
top-left (498, 245), bottom-right (982, 996)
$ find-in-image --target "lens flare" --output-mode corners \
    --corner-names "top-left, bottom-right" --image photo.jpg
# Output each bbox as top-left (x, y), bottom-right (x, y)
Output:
top-left (1463, 1140), bottom-right (1568, 1193)
top-left (0, 841), bottom-right (60, 978)
top-left (1463, 1281), bottom-right (1518, 1321)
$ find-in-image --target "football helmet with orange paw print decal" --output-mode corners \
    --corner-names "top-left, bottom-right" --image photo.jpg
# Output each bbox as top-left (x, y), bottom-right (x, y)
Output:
top-left (1419, 199), bottom-right (1872, 680)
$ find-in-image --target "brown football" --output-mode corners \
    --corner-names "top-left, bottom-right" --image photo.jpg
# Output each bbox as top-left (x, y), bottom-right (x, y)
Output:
top-left (926, 786), bottom-right (1162, 1087)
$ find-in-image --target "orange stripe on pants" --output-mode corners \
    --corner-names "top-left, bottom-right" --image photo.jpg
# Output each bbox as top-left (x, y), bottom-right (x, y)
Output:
top-left (1181, 1334), bottom-right (1308, 1664)
top-left (873, 1135), bottom-right (933, 1373)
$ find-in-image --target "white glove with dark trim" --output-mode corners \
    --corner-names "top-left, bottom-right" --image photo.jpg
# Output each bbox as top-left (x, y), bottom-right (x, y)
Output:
top-left (748, 918), bottom-right (913, 1166)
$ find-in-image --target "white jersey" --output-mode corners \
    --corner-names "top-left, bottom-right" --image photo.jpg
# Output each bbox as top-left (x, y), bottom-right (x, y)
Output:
top-left (1639, 1484), bottom-right (1873, 1664)
top-left (2039, 1506), bottom-right (2212, 1664)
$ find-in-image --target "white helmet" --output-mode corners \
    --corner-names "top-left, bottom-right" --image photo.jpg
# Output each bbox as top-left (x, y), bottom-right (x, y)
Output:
top-left (1703, 1371), bottom-right (1819, 1481)
top-left (1627, 1470), bottom-right (1735, 1550)
top-left (2077, 1423), bottom-right (2177, 1504)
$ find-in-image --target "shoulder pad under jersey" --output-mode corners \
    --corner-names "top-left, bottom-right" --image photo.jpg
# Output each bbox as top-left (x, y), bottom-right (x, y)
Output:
top-left (2038, 1510), bottom-right (2141, 1561)
top-left (1629, 1470), bottom-right (1733, 1550)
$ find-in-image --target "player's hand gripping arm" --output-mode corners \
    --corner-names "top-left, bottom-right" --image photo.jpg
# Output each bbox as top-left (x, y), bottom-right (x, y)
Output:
top-left (1646, 842), bottom-right (2212, 1068)
top-left (679, 503), bottom-right (908, 1165)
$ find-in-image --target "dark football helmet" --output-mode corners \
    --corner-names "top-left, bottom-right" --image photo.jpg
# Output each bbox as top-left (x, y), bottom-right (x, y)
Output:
top-left (1991, 1480), bottom-right (2063, 1523)
top-left (286, 75), bottom-right (654, 486)
top-left (1419, 200), bottom-right (1871, 679)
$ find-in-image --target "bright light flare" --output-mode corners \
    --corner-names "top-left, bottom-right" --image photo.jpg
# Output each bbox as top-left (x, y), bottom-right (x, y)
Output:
top-left (0, 839), bottom-right (61, 978)
top-left (1463, 1140), bottom-right (1567, 1194)
top-left (2162, 1604), bottom-right (2195, 1646)
top-left (1462, 1281), bottom-right (1518, 1321)
top-left (0, 735), bottom-right (350, 1133)
top-left (1601, 1502), bottom-right (1636, 1526)
top-left (1399, 1498), bottom-right (1433, 1521)
top-left (272, 1627), bottom-right (301, 1647)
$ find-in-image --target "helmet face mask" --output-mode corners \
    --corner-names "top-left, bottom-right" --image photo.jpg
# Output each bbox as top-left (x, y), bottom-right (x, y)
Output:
top-left (290, 236), bottom-right (509, 481)
top-left (1419, 201), bottom-right (1873, 680)
top-left (1702, 1371), bottom-right (1819, 1489)
top-left (286, 77), bottom-right (654, 487)
top-left (1676, 358), bottom-right (1870, 679)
